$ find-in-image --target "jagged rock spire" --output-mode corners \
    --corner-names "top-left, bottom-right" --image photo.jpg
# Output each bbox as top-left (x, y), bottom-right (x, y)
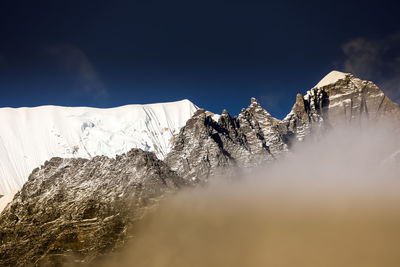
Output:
top-left (221, 109), bottom-right (230, 116)
top-left (239, 97), bottom-right (287, 155)
top-left (165, 99), bottom-right (284, 183)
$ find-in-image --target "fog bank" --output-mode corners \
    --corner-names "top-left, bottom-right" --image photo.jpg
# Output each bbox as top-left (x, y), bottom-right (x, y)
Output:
top-left (98, 125), bottom-right (400, 267)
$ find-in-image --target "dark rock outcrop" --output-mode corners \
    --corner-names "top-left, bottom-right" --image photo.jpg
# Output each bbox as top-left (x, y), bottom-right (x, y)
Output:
top-left (0, 149), bottom-right (185, 266)
top-left (165, 98), bottom-right (289, 183)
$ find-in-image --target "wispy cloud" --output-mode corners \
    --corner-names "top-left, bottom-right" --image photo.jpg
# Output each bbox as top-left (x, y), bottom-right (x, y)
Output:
top-left (99, 124), bottom-right (400, 267)
top-left (47, 44), bottom-right (108, 100)
top-left (341, 34), bottom-right (400, 103)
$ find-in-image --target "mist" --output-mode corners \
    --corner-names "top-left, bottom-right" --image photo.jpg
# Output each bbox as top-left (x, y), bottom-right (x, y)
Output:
top-left (342, 33), bottom-right (400, 104)
top-left (97, 124), bottom-right (400, 267)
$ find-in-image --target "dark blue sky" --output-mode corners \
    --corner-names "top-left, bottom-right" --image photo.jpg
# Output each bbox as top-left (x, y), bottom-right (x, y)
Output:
top-left (1, 1), bottom-right (399, 118)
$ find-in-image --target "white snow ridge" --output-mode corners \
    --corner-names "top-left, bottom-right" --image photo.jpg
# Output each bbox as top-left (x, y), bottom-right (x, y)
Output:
top-left (314, 70), bottom-right (349, 88)
top-left (0, 99), bottom-right (198, 195)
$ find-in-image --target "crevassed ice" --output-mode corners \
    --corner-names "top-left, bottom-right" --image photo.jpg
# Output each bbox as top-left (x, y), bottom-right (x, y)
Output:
top-left (0, 99), bottom-right (198, 195)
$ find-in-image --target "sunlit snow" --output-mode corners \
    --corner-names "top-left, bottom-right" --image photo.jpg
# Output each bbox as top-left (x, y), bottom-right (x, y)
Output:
top-left (314, 70), bottom-right (349, 88)
top-left (0, 99), bottom-right (198, 195)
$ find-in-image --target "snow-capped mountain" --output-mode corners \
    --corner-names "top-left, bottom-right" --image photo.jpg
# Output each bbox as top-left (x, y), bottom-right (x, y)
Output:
top-left (1, 71), bottom-right (400, 265)
top-left (166, 71), bottom-right (400, 183)
top-left (0, 99), bottom-right (198, 195)
top-left (283, 70), bottom-right (400, 141)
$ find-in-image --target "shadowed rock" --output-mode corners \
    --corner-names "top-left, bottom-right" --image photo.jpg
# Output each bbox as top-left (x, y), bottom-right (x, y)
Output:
top-left (0, 149), bottom-right (185, 266)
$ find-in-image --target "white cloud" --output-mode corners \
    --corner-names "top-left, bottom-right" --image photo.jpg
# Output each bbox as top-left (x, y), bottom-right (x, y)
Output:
top-left (341, 34), bottom-right (400, 103)
top-left (100, 123), bottom-right (400, 266)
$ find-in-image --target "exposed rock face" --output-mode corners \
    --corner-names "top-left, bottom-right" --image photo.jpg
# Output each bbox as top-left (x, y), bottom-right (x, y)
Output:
top-left (165, 109), bottom-right (246, 183)
top-left (238, 98), bottom-right (287, 156)
top-left (1, 71), bottom-right (400, 266)
top-left (322, 74), bottom-right (400, 125)
top-left (165, 98), bottom-right (288, 183)
top-left (0, 149), bottom-right (185, 266)
top-left (166, 71), bottom-right (400, 182)
top-left (281, 71), bottom-right (400, 142)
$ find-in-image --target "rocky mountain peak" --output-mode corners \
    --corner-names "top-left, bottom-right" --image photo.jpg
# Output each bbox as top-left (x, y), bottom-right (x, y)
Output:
top-left (289, 93), bottom-right (310, 122)
top-left (282, 71), bottom-right (400, 142)
top-left (1, 71), bottom-right (400, 266)
top-left (221, 109), bottom-right (230, 117)
top-left (240, 97), bottom-right (275, 121)
top-left (314, 70), bottom-right (351, 89)
top-left (313, 72), bottom-right (400, 126)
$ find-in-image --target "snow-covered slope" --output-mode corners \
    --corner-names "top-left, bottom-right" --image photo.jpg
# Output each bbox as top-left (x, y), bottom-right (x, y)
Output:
top-left (0, 99), bottom-right (198, 195)
top-left (0, 191), bottom-right (17, 213)
top-left (314, 70), bottom-right (349, 88)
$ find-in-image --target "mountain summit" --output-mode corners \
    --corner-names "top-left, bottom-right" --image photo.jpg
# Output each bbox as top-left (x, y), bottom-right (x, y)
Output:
top-left (283, 70), bottom-right (400, 142)
top-left (1, 71), bottom-right (400, 265)
top-left (314, 70), bottom-right (349, 88)
top-left (166, 71), bottom-right (400, 183)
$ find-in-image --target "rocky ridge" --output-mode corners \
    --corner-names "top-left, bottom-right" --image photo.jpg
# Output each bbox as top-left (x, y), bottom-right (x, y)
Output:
top-left (166, 71), bottom-right (400, 183)
top-left (165, 97), bottom-right (288, 183)
top-left (0, 149), bottom-right (185, 266)
top-left (282, 71), bottom-right (400, 142)
top-left (1, 71), bottom-right (400, 266)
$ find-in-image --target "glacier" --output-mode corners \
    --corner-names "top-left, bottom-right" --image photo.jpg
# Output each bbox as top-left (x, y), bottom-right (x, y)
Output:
top-left (0, 99), bottom-right (198, 195)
